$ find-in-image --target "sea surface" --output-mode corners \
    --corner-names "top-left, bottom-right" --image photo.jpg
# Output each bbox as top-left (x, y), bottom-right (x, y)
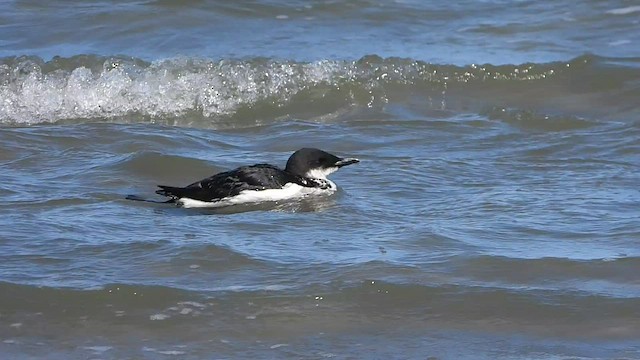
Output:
top-left (1, 1), bottom-right (640, 359)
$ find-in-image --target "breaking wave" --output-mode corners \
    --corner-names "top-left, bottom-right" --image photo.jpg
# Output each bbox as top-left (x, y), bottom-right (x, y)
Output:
top-left (4, 54), bottom-right (633, 127)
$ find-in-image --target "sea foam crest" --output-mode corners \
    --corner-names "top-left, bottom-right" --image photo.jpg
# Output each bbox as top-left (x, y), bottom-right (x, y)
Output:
top-left (0, 55), bottom-right (561, 125)
top-left (1, 56), bottom-right (370, 124)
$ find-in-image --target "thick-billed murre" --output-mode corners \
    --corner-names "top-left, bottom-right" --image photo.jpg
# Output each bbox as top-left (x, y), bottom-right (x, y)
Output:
top-left (152, 148), bottom-right (359, 208)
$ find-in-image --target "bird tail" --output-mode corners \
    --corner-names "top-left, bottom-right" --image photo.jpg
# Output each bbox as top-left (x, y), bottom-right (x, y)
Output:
top-left (155, 185), bottom-right (187, 199)
top-left (125, 194), bottom-right (175, 204)
top-left (124, 185), bottom-right (188, 204)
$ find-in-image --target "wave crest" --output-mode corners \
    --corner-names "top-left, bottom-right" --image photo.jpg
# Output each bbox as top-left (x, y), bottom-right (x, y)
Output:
top-left (0, 54), bottom-right (613, 126)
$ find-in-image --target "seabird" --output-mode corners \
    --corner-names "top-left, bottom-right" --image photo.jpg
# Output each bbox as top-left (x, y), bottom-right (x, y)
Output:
top-left (153, 148), bottom-right (359, 208)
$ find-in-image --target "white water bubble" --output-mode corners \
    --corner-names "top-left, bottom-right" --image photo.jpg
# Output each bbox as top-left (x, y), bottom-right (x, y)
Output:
top-left (84, 346), bottom-right (113, 353)
top-left (606, 6), bottom-right (640, 15)
top-left (157, 350), bottom-right (186, 355)
top-left (178, 301), bottom-right (206, 309)
top-left (179, 308), bottom-right (193, 315)
top-left (149, 313), bottom-right (169, 321)
top-left (609, 40), bottom-right (631, 46)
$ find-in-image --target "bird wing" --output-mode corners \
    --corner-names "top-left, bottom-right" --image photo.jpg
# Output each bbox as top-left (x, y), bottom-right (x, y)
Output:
top-left (157, 164), bottom-right (299, 202)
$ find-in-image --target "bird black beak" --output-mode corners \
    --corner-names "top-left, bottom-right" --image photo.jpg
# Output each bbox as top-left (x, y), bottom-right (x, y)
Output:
top-left (334, 158), bottom-right (360, 168)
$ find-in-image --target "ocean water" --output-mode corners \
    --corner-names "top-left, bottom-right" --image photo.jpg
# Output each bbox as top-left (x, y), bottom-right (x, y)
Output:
top-left (1, 1), bottom-right (640, 359)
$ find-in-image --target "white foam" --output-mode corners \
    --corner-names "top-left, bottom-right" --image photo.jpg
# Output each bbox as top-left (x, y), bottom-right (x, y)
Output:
top-left (179, 308), bottom-right (193, 315)
top-left (609, 39), bottom-right (631, 46)
top-left (0, 57), bottom-right (354, 124)
top-left (149, 313), bottom-right (169, 320)
top-left (157, 350), bottom-right (186, 355)
top-left (177, 182), bottom-right (335, 208)
top-left (84, 346), bottom-right (113, 353)
top-left (606, 6), bottom-right (640, 15)
top-left (142, 347), bottom-right (186, 355)
top-left (177, 301), bottom-right (206, 309)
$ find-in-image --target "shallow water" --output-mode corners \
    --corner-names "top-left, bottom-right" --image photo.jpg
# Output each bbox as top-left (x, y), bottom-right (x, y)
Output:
top-left (1, 1), bottom-right (640, 359)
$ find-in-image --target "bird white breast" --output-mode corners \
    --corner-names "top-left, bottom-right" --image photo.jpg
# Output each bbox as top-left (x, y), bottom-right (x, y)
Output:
top-left (176, 182), bottom-right (337, 209)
